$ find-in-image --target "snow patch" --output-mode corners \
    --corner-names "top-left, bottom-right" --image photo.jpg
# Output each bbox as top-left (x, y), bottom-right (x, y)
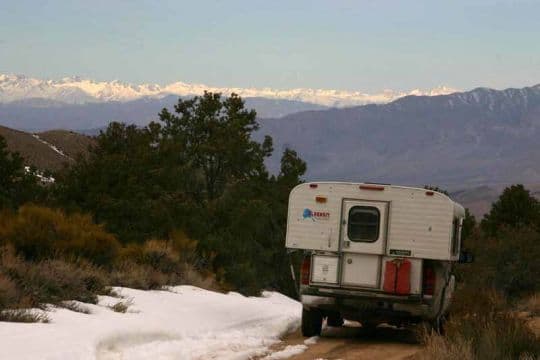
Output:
top-left (24, 166), bottom-right (55, 184)
top-left (262, 345), bottom-right (308, 359)
top-left (304, 336), bottom-right (319, 345)
top-left (0, 286), bottom-right (301, 360)
top-left (31, 134), bottom-right (72, 160)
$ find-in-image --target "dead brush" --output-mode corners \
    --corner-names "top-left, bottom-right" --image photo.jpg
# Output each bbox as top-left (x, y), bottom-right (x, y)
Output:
top-left (0, 309), bottom-right (49, 323)
top-left (417, 310), bottom-right (540, 360)
top-left (517, 294), bottom-right (540, 317)
top-left (0, 272), bottom-right (19, 309)
top-left (108, 298), bottom-right (133, 313)
top-left (417, 330), bottom-right (474, 360)
top-left (0, 245), bottom-right (108, 307)
top-left (59, 301), bottom-right (91, 314)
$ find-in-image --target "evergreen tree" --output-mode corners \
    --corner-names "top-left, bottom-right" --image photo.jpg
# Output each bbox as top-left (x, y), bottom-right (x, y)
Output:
top-left (461, 208), bottom-right (476, 242)
top-left (55, 94), bottom-right (307, 295)
top-left (54, 122), bottom-right (187, 242)
top-left (0, 135), bottom-right (40, 208)
top-left (481, 184), bottom-right (540, 235)
top-left (159, 92), bottom-right (273, 200)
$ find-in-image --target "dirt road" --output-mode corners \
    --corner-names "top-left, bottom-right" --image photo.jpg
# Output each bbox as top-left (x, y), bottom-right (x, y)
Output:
top-left (270, 323), bottom-right (421, 360)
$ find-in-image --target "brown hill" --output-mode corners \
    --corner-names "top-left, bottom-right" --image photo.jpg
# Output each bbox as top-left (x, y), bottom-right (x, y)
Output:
top-left (38, 129), bottom-right (95, 160)
top-left (0, 125), bottom-right (95, 172)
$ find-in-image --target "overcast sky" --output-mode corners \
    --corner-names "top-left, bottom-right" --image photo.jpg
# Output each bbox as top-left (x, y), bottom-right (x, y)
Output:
top-left (1, 0), bottom-right (539, 92)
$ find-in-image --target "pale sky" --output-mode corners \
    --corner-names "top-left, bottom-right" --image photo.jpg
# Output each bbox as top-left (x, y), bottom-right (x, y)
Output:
top-left (1, 0), bottom-right (539, 92)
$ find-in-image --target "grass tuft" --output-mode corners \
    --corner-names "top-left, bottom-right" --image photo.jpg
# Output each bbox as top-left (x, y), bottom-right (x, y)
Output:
top-left (108, 298), bottom-right (133, 313)
top-left (0, 309), bottom-right (49, 323)
top-left (59, 301), bottom-right (91, 314)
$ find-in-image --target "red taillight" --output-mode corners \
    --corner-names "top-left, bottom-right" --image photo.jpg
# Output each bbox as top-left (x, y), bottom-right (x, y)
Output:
top-left (309, 183), bottom-right (318, 189)
top-left (423, 265), bottom-right (435, 296)
top-left (300, 255), bottom-right (311, 285)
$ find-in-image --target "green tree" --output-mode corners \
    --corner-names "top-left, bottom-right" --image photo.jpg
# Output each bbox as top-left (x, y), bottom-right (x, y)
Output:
top-left (0, 135), bottom-right (41, 208)
top-left (54, 122), bottom-right (190, 242)
top-left (159, 92), bottom-right (273, 200)
top-left (481, 184), bottom-right (540, 235)
top-left (461, 208), bottom-right (476, 243)
top-left (55, 93), bottom-right (307, 295)
top-left (277, 149), bottom-right (306, 188)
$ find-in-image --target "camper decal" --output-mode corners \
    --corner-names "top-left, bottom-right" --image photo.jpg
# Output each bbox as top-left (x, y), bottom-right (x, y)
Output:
top-left (303, 208), bottom-right (330, 221)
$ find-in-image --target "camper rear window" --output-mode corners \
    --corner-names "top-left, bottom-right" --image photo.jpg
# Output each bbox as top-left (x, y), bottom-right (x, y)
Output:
top-left (347, 206), bottom-right (380, 242)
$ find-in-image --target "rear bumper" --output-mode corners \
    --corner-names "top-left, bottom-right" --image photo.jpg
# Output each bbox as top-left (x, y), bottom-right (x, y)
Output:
top-left (301, 286), bottom-right (433, 320)
top-left (302, 286), bottom-right (424, 303)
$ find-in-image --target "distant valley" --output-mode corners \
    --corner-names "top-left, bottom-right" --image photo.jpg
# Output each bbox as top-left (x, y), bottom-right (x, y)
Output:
top-left (0, 95), bottom-right (330, 131)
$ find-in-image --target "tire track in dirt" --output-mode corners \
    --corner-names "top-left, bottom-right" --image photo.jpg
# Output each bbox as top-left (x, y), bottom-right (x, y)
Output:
top-left (268, 324), bottom-right (421, 360)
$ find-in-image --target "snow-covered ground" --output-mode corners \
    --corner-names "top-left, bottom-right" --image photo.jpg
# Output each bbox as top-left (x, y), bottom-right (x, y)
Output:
top-left (0, 286), bottom-right (302, 360)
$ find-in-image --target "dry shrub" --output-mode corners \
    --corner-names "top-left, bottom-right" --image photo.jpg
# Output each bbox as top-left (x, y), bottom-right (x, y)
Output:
top-left (0, 309), bottom-right (49, 323)
top-left (0, 214), bottom-right (218, 321)
top-left (0, 204), bottom-right (120, 265)
top-left (113, 233), bottom-right (218, 291)
top-left (59, 301), bottom-right (91, 314)
top-left (418, 331), bottom-right (474, 360)
top-left (109, 298), bottom-right (133, 313)
top-left (419, 313), bottom-right (539, 360)
top-left (0, 246), bottom-right (108, 307)
top-left (140, 239), bottom-right (180, 273)
top-left (418, 286), bottom-right (539, 360)
top-left (181, 264), bottom-right (219, 291)
top-left (450, 286), bottom-right (508, 317)
top-left (0, 273), bottom-right (19, 309)
top-left (169, 230), bottom-right (198, 262)
top-left (110, 258), bottom-right (218, 291)
top-left (518, 294), bottom-right (540, 316)
top-left (110, 260), bottom-right (170, 290)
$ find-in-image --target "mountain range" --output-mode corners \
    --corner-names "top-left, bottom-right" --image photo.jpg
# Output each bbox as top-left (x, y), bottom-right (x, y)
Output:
top-left (0, 74), bottom-right (456, 107)
top-left (258, 84), bottom-right (540, 189)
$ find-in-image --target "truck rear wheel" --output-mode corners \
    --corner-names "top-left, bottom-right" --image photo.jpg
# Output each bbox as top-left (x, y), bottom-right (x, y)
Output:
top-left (327, 313), bottom-right (344, 327)
top-left (301, 307), bottom-right (323, 337)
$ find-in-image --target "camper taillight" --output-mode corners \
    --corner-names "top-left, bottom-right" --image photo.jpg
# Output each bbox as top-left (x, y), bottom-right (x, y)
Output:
top-left (300, 255), bottom-right (311, 285)
top-left (359, 184), bottom-right (385, 191)
top-left (423, 264), bottom-right (436, 296)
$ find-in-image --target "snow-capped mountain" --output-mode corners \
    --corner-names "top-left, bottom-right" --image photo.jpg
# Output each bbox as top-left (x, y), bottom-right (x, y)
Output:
top-left (0, 73), bottom-right (457, 107)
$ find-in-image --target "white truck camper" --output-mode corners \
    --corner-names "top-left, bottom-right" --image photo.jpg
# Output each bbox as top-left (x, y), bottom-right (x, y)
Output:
top-left (285, 182), bottom-right (472, 336)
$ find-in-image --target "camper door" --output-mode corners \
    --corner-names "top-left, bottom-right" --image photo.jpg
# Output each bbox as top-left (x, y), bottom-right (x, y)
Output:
top-left (341, 200), bottom-right (388, 254)
top-left (340, 200), bottom-right (388, 288)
